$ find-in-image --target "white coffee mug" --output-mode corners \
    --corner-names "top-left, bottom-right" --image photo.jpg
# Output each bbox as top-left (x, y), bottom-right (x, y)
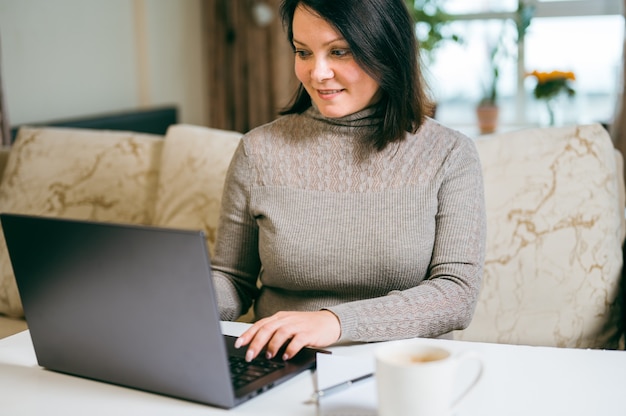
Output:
top-left (375, 341), bottom-right (483, 416)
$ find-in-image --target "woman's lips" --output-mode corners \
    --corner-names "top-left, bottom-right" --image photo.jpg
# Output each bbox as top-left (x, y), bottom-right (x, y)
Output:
top-left (316, 89), bottom-right (343, 100)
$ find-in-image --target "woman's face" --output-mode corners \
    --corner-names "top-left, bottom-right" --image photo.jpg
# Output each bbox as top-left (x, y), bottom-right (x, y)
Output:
top-left (292, 5), bottom-right (381, 118)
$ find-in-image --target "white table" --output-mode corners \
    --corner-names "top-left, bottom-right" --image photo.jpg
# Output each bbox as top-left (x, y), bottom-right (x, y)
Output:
top-left (0, 322), bottom-right (624, 415)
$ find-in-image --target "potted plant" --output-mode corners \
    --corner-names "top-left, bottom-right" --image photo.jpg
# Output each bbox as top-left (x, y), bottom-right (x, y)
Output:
top-left (526, 70), bottom-right (576, 126)
top-left (404, 0), bottom-right (462, 64)
top-left (476, 2), bottom-right (535, 134)
top-left (476, 35), bottom-right (505, 134)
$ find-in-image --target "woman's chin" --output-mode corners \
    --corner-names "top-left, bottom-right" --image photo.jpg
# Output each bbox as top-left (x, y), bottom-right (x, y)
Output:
top-left (314, 104), bottom-right (353, 119)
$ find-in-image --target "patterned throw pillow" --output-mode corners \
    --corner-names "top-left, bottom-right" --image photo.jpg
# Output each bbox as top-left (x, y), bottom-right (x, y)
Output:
top-left (455, 123), bottom-right (625, 349)
top-left (152, 124), bottom-right (241, 255)
top-left (0, 127), bottom-right (163, 317)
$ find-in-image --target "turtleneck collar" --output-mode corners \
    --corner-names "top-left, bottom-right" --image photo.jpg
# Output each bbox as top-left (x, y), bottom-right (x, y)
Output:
top-left (303, 104), bottom-right (381, 129)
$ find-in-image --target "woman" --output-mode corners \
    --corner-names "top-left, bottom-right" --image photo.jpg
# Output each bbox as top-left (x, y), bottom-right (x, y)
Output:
top-left (211, 0), bottom-right (486, 362)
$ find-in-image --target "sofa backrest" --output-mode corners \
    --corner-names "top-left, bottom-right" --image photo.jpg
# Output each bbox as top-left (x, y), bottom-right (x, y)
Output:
top-left (455, 123), bottom-right (625, 349)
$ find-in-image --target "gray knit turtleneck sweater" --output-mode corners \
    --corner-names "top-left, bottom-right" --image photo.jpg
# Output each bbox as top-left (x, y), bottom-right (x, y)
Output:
top-left (212, 106), bottom-right (486, 343)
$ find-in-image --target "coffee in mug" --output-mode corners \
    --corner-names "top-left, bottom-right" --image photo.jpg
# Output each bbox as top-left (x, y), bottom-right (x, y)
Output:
top-left (407, 349), bottom-right (449, 363)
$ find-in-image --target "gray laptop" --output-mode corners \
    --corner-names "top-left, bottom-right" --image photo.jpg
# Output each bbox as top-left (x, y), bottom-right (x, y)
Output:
top-left (0, 213), bottom-right (318, 408)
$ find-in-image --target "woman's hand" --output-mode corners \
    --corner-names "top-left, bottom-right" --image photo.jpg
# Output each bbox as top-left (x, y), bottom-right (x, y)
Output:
top-left (234, 310), bottom-right (341, 362)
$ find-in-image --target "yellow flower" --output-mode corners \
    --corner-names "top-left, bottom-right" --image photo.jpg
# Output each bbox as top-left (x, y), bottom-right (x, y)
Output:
top-left (528, 70), bottom-right (576, 84)
top-left (526, 70), bottom-right (576, 101)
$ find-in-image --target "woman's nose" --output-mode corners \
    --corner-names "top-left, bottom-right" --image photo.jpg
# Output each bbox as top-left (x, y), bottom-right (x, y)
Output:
top-left (311, 58), bottom-right (334, 82)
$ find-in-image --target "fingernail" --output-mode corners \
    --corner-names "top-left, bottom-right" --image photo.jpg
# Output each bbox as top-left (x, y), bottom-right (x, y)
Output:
top-left (245, 349), bottom-right (254, 362)
top-left (282, 353), bottom-right (289, 361)
top-left (265, 351), bottom-right (273, 359)
top-left (234, 338), bottom-right (243, 349)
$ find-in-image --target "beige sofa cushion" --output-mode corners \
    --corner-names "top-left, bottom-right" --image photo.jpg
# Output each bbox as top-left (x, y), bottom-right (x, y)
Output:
top-left (455, 123), bottom-right (625, 349)
top-left (0, 127), bottom-right (163, 318)
top-left (152, 124), bottom-right (241, 254)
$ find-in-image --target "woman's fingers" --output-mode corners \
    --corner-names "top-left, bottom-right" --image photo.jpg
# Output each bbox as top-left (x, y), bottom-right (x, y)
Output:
top-left (235, 316), bottom-right (279, 361)
top-left (281, 335), bottom-right (308, 361)
top-left (234, 311), bottom-right (341, 361)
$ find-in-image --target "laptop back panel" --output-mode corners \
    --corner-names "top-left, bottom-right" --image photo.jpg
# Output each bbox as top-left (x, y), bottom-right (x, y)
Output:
top-left (1, 214), bottom-right (239, 407)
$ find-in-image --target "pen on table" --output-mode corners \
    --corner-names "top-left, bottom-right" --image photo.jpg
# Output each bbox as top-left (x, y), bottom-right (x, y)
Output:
top-left (308, 372), bottom-right (374, 404)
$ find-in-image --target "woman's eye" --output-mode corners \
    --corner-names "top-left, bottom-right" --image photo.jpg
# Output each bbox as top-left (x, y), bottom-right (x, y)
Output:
top-left (331, 49), bottom-right (351, 57)
top-left (294, 49), bottom-right (311, 59)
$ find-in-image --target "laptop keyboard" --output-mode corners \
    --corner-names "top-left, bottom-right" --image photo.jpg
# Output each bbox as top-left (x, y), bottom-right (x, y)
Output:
top-left (229, 355), bottom-right (286, 389)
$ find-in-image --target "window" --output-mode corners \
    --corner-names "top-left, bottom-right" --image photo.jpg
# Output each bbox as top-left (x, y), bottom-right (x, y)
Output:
top-left (424, 0), bottom-right (624, 131)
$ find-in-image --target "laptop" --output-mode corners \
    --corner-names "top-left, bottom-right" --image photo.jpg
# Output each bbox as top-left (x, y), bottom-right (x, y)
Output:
top-left (0, 213), bottom-right (319, 408)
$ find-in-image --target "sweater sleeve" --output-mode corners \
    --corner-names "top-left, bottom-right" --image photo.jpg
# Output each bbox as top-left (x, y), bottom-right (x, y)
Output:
top-left (211, 141), bottom-right (261, 321)
top-left (327, 137), bottom-right (486, 342)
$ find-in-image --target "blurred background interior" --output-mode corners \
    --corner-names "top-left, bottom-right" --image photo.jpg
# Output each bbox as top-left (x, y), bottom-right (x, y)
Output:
top-left (0, 0), bottom-right (623, 141)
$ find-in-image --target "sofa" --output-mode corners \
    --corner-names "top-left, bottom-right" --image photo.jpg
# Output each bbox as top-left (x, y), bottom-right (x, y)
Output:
top-left (0, 122), bottom-right (623, 350)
